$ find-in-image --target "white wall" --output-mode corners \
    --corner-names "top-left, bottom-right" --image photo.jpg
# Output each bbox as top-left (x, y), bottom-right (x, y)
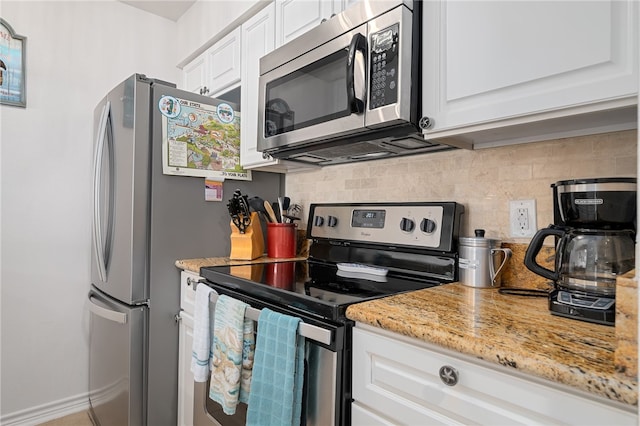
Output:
top-left (0, 1), bottom-right (178, 423)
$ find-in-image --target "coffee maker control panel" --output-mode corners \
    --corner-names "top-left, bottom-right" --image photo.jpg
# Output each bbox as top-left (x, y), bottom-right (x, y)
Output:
top-left (549, 288), bottom-right (616, 325)
top-left (556, 291), bottom-right (614, 310)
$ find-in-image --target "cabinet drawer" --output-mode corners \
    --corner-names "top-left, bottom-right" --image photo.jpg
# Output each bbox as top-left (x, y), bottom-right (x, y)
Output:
top-left (180, 271), bottom-right (201, 315)
top-left (352, 326), bottom-right (636, 425)
top-left (351, 402), bottom-right (393, 426)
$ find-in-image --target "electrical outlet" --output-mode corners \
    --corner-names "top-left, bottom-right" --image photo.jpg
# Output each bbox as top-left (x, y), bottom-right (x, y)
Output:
top-left (510, 199), bottom-right (537, 238)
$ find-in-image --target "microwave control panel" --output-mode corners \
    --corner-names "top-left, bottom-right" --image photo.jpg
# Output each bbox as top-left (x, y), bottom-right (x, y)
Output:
top-left (370, 24), bottom-right (399, 109)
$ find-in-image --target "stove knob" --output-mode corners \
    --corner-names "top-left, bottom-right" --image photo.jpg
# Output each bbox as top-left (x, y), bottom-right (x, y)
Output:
top-left (400, 217), bottom-right (415, 232)
top-left (314, 216), bottom-right (325, 227)
top-left (327, 215), bottom-right (338, 227)
top-left (420, 218), bottom-right (437, 233)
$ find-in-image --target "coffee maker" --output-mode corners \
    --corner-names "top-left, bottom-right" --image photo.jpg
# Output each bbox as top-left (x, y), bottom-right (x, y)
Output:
top-left (524, 177), bottom-right (636, 326)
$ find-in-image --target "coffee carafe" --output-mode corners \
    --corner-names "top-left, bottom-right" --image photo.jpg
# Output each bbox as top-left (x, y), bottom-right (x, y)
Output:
top-left (524, 177), bottom-right (636, 326)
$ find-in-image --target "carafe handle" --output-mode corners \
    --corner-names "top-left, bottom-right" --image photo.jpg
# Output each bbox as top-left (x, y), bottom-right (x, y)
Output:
top-left (524, 227), bottom-right (565, 281)
top-left (490, 248), bottom-right (513, 285)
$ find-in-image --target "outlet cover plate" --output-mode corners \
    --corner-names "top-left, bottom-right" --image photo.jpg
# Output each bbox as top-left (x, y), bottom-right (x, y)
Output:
top-left (510, 199), bottom-right (537, 237)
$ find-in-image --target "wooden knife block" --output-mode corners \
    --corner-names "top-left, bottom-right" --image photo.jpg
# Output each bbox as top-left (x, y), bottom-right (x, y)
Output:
top-left (229, 212), bottom-right (264, 260)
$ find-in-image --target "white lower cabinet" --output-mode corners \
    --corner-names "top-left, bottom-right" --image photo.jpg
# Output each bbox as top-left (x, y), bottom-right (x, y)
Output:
top-left (178, 311), bottom-right (194, 426)
top-left (352, 324), bottom-right (637, 426)
top-left (177, 271), bottom-right (199, 426)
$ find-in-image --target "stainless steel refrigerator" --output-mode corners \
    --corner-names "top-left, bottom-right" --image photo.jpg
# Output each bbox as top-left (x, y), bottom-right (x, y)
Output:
top-left (87, 74), bottom-right (283, 426)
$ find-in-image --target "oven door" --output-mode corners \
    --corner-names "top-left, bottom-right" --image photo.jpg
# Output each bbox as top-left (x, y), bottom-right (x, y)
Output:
top-left (257, 23), bottom-right (368, 153)
top-left (193, 284), bottom-right (347, 426)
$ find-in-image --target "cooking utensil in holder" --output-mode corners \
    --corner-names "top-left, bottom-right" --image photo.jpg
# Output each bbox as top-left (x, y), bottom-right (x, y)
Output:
top-left (230, 212), bottom-right (264, 260)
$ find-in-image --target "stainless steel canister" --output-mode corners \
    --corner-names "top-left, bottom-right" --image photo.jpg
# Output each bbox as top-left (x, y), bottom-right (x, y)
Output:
top-left (459, 229), bottom-right (512, 288)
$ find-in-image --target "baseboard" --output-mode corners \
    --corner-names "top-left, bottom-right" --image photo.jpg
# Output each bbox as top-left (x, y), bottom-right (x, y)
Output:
top-left (0, 392), bottom-right (90, 426)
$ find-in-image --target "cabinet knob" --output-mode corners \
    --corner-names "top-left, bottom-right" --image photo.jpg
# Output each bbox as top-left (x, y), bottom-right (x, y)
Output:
top-left (419, 116), bottom-right (435, 130)
top-left (186, 277), bottom-right (204, 287)
top-left (174, 313), bottom-right (182, 323)
top-left (439, 365), bottom-right (459, 386)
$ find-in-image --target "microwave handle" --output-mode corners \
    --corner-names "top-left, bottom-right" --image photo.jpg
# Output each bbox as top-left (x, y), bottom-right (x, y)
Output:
top-left (347, 33), bottom-right (367, 113)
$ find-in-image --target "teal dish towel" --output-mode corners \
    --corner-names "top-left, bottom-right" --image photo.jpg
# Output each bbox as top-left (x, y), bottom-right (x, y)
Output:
top-left (247, 308), bottom-right (305, 426)
top-left (208, 295), bottom-right (255, 415)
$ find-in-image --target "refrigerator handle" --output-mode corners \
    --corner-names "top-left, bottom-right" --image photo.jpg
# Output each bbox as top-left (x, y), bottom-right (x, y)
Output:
top-left (92, 101), bottom-right (111, 282)
top-left (87, 296), bottom-right (128, 324)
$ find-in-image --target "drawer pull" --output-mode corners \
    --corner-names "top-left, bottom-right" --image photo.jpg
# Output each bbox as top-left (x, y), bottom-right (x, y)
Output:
top-left (439, 365), bottom-right (459, 386)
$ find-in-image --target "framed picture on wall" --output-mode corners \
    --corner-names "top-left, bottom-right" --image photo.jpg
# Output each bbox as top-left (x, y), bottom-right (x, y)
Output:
top-left (0, 18), bottom-right (26, 108)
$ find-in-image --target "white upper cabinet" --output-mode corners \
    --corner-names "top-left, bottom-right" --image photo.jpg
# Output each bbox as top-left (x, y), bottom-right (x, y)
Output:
top-left (182, 55), bottom-right (207, 95)
top-left (422, 0), bottom-right (639, 148)
top-left (181, 27), bottom-right (242, 97)
top-left (240, 2), bottom-right (320, 173)
top-left (204, 26), bottom-right (242, 96)
top-left (275, 0), bottom-right (335, 47)
top-left (240, 3), bottom-right (280, 169)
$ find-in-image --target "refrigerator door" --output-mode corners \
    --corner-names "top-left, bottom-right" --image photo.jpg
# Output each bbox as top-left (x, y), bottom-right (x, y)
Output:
top-left (88, 286), bottom-right (147, 426)
top-left (91, 75), bottom-right (152, 304)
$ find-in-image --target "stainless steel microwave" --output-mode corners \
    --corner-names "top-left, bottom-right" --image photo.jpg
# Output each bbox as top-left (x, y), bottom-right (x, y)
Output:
top-left (257, 0), bottom-right (456, 166)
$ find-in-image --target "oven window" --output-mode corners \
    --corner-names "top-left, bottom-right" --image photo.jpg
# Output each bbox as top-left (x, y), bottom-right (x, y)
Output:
top-left (264, 49), bottom-right (350, 137)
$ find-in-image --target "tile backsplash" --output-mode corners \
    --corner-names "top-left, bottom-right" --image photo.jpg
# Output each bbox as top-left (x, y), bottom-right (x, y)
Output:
top-left (285, 130), bottom-right (637, 243)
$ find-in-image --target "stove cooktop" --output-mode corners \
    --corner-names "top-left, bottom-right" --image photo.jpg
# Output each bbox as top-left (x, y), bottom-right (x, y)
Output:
top-left (201, 202), bottom-right (464, 322)
top-left (199, 260), bottom-right (443, 322)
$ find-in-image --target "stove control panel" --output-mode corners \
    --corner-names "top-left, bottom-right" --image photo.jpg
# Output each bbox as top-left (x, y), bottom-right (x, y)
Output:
top-left (309, 203), bottom-right (460, 250)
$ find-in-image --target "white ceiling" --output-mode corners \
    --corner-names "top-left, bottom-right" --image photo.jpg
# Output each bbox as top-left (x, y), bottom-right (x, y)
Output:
top-left (119, 0), bottom-right (196, 21)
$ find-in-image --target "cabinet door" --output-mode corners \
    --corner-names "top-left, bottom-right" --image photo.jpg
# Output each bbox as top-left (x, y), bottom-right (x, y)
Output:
top-left (422, 0), bottom-right (638, 143)
top-left (352, 325), bottom-right (637, 426)
top-left (205, 26), bottom-right (242, 96)
top-left (177, 311), bottom-right (195, 426)
top-left (275, 0), bottom-right (333, 47)
top-left (352, 402), bottom-right (395, 426)
top-left (240, 3), bottom-right (280, 169)
top-left (180, 271), bottom-right (200, 315)
top-left (182, 55), bottom-right (207, 95)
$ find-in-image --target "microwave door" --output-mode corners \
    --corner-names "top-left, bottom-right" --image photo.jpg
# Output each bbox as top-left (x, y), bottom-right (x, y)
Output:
top-left (258, 24), bottom-right (367, 152)
top-left (365, 4), bottom-right (414, 129)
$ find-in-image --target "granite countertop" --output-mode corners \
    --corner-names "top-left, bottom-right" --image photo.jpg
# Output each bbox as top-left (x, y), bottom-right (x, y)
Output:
top-left (176, 255), bottom-right (308, 273)
top-left (346, 282), bottom-right (638, 406)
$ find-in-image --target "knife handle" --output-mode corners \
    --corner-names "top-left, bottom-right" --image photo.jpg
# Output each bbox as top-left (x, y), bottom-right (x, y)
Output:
top-left (264, 200), bottom-right (279, 223)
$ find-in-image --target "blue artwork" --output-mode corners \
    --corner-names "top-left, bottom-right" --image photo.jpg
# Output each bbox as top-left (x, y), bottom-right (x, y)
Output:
top-left (0, 18), bottom-right (26, 107)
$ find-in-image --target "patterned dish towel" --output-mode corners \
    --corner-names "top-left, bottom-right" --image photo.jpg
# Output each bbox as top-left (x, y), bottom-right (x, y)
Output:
top-left (246, 308), bottom-right (305, 426)
top-left (208, 295), bottom-right (255, 415)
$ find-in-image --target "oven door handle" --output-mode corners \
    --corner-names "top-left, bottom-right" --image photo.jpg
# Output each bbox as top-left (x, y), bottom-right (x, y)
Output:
top-left (208, 291), bottom-right (332, 346)
top-left (347, 32), bottom-right (367, 114)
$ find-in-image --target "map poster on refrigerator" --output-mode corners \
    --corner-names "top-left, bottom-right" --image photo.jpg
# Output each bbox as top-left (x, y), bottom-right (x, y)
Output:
top-left (160, 95), bottom-right (251, 180)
